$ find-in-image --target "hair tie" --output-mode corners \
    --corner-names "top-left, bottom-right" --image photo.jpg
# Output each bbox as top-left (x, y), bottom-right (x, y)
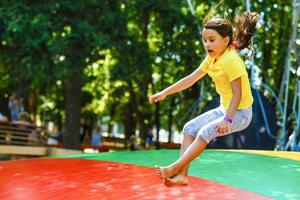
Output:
top-left (230, 41), bottom-right (239, 49)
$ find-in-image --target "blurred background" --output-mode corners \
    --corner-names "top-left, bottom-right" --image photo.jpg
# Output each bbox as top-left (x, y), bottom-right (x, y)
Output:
top-left (0, 0), bottom-right (299, 158)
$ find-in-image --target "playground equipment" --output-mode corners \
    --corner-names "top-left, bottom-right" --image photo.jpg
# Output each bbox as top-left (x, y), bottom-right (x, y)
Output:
top-left (183, 0), bottom-right (300, 151)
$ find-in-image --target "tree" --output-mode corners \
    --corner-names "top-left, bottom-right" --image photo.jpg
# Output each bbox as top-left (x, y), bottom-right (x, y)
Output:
top-left (0, 1), bottom-right (120, 149)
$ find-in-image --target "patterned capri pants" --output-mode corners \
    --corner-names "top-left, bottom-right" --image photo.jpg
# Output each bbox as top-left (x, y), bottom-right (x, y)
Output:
top-left (183, 106), bottom-right (252, 143)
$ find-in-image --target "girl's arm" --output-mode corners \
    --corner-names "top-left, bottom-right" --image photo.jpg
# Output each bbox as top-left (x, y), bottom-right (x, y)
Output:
top-left (149, 67), bottom-right (206, 103)
top-left (163, 68), bottom-right (206, 96)
top-left (226, 77), bottom-right (242, 118)
top-left (217, 77), bottom-right (242, 135)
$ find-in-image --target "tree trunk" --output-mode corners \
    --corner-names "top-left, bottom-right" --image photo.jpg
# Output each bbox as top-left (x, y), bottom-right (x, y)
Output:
top-left (28, 92), bottom-right (38, 123)
top-left (64, 70), bottom-right (81, 150)
top-left (108, 102), bottom-right (117, 136)
top-left (128, 82), bottom-right (150, 143)
top-left (168, 97), bottom-right (175, 143)
top-left (155, 102), bottom-right (160, 149)
top-left (138, 112), bottom-right (150, 144)
top-left (56, 112), bottom-right (63, 132)
top-left (122, 103), bottom-right (136, 148)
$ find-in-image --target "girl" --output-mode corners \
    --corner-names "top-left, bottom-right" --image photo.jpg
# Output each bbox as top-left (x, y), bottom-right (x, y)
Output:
top-left (149, 12), bottom-right (259, 186)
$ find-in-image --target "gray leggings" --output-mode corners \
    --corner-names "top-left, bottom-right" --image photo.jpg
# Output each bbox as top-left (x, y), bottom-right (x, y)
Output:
top-left (183, 106), bottom-right (252, 143)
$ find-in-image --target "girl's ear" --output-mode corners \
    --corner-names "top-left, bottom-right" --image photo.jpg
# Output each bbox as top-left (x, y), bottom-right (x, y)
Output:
top-left (224, 36), bottom-right (230, 45)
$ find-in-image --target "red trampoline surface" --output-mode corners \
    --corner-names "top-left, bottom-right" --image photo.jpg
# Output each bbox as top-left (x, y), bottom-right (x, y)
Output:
top-left (0, 158), bottom-right (271, 200)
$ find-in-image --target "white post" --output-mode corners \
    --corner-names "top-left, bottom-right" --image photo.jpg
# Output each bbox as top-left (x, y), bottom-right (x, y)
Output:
top-left (280, 0), bottom-right (300, 149)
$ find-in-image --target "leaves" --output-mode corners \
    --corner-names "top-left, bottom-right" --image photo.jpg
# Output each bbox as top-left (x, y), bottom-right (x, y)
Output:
top-left (0, 0), bottom-right (298, 141)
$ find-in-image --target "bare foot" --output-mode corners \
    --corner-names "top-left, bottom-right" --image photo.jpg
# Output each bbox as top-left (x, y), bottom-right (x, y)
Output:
top-left (164, 174), bottom-right (189, 187)
top-left (155, 165), bottom-right (173, 179)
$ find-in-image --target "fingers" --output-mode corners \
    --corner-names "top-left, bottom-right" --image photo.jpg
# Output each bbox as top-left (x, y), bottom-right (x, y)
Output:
top-left (216, 122), bottom-right (231, 135)
top-left (149, 93), bottom-right (165, 103)
top-left (149, 96), bottom-right (155, 103)
top-left (149, 95), bottom-right (160, 103)
top-left (218, 126), bottom-right (229, 135)
top-left (219, 126), bottom-right (227, 135)
top-left (153, 96), bottom-right (160, 103)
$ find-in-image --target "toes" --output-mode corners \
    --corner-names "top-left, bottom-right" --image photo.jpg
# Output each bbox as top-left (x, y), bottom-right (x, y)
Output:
top-left (154, 165), bottom-right (163, 178)
top-left (164, 176), bottom-right (189, 187)
top-left (164, 177), bottom-right (173, 187)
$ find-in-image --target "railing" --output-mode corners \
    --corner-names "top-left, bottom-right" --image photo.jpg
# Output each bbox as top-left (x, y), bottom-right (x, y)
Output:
top-left (0, 121), bottom-right (48, 146)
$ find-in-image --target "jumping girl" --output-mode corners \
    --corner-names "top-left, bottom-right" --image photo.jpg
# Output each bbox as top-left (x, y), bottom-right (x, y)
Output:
top-left (149, 12), bottom-right (259, 186)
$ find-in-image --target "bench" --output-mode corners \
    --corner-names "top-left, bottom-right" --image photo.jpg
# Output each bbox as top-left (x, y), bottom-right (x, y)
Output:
top-left (0, 121), bottom-right (48, 146)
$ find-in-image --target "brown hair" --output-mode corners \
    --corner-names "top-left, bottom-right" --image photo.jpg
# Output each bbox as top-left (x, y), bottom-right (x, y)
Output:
top-left (203, 12), bottom-right (260, 51)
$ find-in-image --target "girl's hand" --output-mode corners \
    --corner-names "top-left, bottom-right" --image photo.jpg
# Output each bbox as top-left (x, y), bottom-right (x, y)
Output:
top-left (216, 120), bottom-right (232, 135)
top-left (149, 91), bottom-right (167, 103)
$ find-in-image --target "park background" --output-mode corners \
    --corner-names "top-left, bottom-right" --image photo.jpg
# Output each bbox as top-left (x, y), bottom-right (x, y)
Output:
top-left (0, 0), bottom-right (299, 152)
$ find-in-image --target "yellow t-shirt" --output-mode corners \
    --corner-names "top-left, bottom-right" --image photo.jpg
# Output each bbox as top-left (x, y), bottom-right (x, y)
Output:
top-left (200, 48), bottom-right (253, 109)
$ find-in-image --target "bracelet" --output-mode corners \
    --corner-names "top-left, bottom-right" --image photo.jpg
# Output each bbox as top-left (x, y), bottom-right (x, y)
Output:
top-left (224, 116), bottom-right (233, 123)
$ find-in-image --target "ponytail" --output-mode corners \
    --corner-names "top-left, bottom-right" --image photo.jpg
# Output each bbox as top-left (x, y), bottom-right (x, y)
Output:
top-left (234, 12), bottom-right (260, 51)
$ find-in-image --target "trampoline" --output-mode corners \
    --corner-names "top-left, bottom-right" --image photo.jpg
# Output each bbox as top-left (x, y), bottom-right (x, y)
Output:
top-left (0, 149), bottom-right (299, 200)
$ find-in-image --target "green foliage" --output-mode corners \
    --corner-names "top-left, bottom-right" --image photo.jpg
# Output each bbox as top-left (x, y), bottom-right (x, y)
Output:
top-left (0, 0), bottom-right (298, 143)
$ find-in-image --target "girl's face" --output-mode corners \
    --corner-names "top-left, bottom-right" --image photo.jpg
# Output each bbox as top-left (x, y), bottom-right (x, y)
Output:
top-left (202, 28), bottom-right (229, 59)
